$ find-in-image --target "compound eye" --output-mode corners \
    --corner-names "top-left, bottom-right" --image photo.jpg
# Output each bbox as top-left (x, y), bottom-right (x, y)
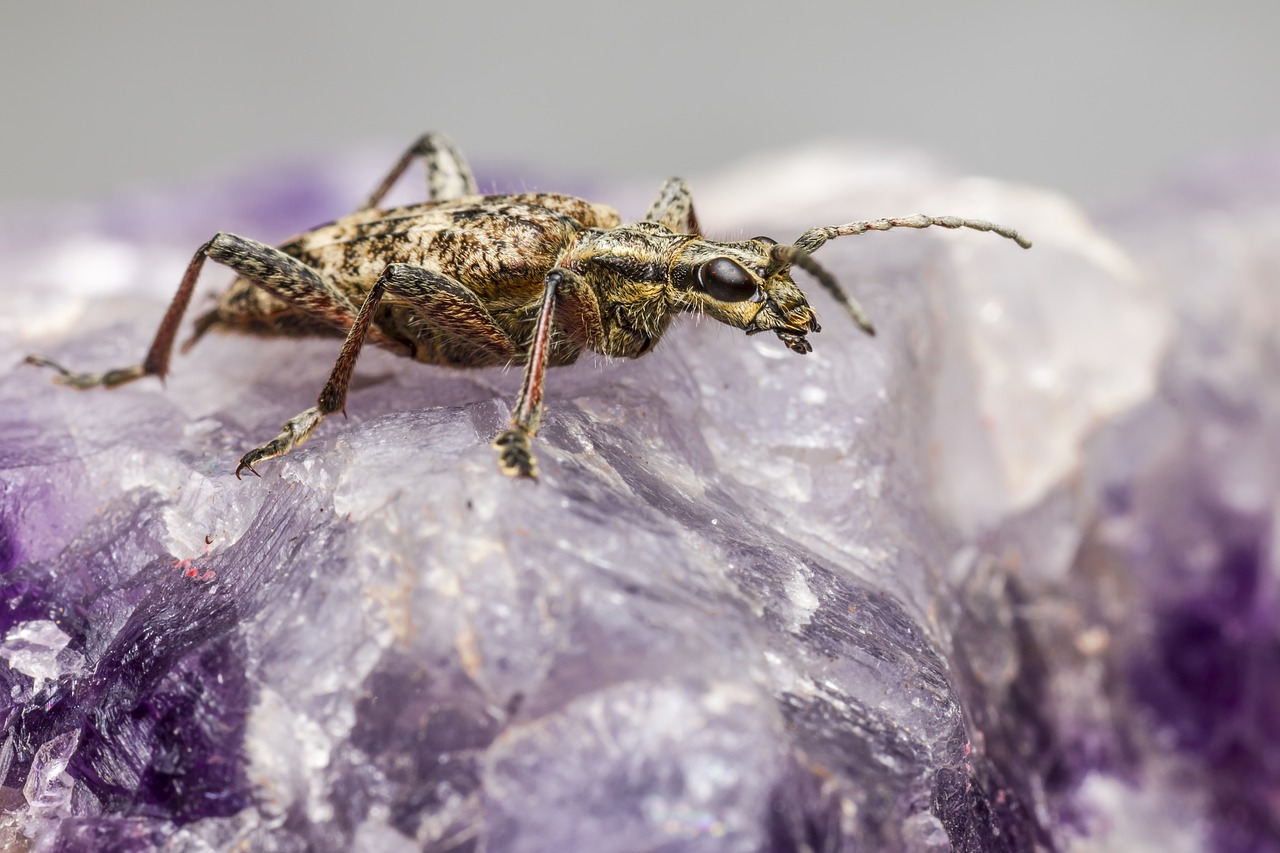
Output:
top-left (696, 258), bottom-right (757, 302)
top-left (751, 235), bottom-right (778, 246)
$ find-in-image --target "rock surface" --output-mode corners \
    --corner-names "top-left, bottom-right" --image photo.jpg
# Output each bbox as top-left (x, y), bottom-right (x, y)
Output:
top-left (0, 143), bottom-right (1274, 851)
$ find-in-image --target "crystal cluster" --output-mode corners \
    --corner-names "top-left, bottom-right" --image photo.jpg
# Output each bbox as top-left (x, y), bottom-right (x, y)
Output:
top-left (0, 143), bottom-right (1275, 851)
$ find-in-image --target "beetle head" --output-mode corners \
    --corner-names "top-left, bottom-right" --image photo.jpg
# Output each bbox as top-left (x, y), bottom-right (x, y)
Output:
top-left (671, 237), bottom-right (874, 354)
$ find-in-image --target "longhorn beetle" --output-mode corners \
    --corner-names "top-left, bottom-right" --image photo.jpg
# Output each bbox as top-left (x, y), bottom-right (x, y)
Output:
top-left (26, 133), bottom-right (1031, 479)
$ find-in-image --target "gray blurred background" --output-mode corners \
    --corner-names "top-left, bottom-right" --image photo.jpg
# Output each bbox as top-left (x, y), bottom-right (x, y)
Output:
top-left (1, 1), bottom-right (1275, 205)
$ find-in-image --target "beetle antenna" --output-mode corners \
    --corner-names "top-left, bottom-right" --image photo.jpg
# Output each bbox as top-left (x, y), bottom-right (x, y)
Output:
top-left (770, 244), bottom-right (876, 336)
top-left (793, 215), bottom-right (1032, 255)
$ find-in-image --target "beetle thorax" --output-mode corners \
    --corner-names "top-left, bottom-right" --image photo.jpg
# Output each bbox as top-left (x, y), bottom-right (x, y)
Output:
top-left (561, 224), bottom-right (691, 358)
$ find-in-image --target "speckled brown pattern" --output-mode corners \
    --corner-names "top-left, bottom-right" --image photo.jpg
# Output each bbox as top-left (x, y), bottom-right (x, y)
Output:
top-left (25, 133), bottom-right (1031, 479)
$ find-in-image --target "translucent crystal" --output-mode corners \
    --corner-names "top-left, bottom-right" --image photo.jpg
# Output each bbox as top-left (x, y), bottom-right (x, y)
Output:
top-left (1, 143), bottom-right (1275, 851)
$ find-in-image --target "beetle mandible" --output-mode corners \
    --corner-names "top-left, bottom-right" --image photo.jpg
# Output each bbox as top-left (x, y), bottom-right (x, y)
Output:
top-left (26, 133), bottom-right (1031, 479)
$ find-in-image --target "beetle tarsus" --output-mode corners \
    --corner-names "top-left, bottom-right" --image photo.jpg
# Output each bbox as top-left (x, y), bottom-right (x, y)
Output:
top-left (25, 354), bottom-right (149, 390)
top-left (493, 427), bottom-right (538, 480)
top-left (235, 406), bottom-right (323, 477)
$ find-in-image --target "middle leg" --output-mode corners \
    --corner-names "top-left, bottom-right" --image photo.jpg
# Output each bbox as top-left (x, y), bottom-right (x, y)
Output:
top-left (236, 263), bottom-right (520, 476)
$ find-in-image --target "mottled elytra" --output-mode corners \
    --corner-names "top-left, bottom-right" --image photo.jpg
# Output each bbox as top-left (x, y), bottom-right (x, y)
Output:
top-left (26, 133), bottom-right (1032, 479)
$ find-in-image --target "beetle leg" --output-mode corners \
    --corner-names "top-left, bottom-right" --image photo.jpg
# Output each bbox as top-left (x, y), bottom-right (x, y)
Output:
top-left (235, 263), bottom-right (518, 476)
top-left (551, 270), bottom-right (607, 353)
top-left (25, 233), bottom-right (387, 390)
top-left (236, 264), bottom-right (391, 477)
top-left (369, 264), bottom-right (521, 366)
top-left (492, 268), bottom-right (585, 480)
top-left (359, 132), bottom-right (478, 211)
top-left (644, 177), bottom-right (702, 236)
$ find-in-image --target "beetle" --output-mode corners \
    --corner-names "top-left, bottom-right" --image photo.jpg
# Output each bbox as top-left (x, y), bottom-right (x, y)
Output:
top-left (26, 133), bottom-right (1031, 479)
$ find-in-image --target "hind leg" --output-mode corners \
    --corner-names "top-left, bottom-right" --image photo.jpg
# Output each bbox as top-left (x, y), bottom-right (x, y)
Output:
top-left (25, 233), bottom-right (400, 390)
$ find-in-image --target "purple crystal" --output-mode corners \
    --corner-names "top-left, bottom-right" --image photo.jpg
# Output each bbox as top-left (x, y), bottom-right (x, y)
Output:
top-left (0, 142), bottom-right (1276, 851)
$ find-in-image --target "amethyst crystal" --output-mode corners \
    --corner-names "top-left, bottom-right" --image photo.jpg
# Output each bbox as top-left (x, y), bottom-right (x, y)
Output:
top-left (0, 143), bottom-right (1275, 851)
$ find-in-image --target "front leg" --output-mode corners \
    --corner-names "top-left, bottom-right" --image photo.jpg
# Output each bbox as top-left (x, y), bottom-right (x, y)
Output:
top-left (493, 268), bottom-right (595, 480)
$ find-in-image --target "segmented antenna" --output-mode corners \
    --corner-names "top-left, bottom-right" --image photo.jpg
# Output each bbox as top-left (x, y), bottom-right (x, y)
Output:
top-left (775, 214), bottom-right (1032, 336)
top-left (793, 215), bottom-right (1032, 255)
